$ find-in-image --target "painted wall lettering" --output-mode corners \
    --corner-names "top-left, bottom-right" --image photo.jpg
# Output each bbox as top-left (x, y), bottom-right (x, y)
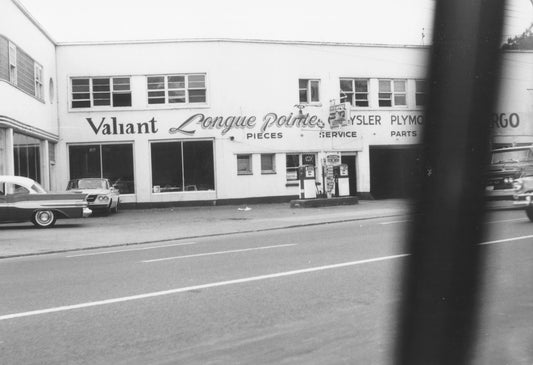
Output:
top-left (86, 117), bottom-right (158, 135)
top-left (492, 113), bottom-right (520, 128)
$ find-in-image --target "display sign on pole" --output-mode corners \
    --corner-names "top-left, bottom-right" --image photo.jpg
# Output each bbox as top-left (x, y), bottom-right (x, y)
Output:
top-left (328, 102), bottom-right (350, 129)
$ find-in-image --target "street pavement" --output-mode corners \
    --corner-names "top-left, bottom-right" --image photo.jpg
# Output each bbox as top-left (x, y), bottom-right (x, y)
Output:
top-left (0, 198), bottom-right (520, 258)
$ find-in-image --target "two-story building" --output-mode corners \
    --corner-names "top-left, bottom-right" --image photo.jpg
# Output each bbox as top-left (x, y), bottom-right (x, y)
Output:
top-left (1, 0), bottom-right (532, 206)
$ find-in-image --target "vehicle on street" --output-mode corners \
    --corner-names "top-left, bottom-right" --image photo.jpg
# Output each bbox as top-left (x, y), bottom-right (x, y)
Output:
top-left (486, 145), bottom-right (533, 199)
top-left (0, 175), bottom-right (91, 228)
top-left (66, 178), bottom-right (120, 214)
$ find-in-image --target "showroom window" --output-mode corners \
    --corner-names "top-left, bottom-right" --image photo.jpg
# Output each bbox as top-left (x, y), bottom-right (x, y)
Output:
top-left (261, 154), bottom-right (276, 174)
top-left (298, 79), bottom-right (320, 104)
top-left (151, 140), bottom-right (214, 192)
top-left (71, 77), bottom-right (132, 108)
top-left (286, 153), bottom-right (316, 181)
top-left (147, 74), bottom-right (207, 105)
top-left (416, 80), bottom-right (427, 106)
top-left (378, 79), bottom-right (407, 107)
top-left (340, 79), bottom-right (369, 107)
top-left (13, 133), bottom-right (41, 183)
top-left (237, 154), bottom-right (252, 175)
top-left (69, 144), bottom-right (135, 194)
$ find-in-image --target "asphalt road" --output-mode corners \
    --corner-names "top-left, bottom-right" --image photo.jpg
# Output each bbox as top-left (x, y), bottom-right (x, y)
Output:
top-left (1, 210), bottom-right (532, 364)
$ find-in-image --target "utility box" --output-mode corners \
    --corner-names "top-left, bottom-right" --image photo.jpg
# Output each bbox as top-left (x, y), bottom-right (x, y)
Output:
top-left (333, 163), bottom-right (350, 197)
top-left (298, 165), bottom-right (317, 199)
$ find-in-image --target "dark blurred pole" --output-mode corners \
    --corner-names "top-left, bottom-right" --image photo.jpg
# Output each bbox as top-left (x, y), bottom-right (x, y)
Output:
top-left (394, 1), bottom-right (505, 365)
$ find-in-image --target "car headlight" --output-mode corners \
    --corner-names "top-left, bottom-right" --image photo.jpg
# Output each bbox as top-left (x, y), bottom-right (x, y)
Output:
top-left (504, 177), bottom-right (514, 184)
top-left (97, 195), bottom-right (110, 201)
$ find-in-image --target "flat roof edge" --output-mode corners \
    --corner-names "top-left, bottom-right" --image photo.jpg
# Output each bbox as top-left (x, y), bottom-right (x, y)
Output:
top-left (11, 0), bottom-right (56, 45)
top-left (55, 37), bottom-right (431, 49)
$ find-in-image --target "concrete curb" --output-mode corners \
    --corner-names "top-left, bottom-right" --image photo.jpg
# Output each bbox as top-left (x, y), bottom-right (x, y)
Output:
top-left (0, 212), bottom-right (409, 260)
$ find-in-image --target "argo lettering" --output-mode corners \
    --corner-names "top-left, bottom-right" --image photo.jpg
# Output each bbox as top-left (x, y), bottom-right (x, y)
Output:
top-left (492, 113), bottom-right (519, 128)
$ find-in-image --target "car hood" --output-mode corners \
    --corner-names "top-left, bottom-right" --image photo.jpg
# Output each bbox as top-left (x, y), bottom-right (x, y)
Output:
top-left (68, 189), bottom-right (110, 195)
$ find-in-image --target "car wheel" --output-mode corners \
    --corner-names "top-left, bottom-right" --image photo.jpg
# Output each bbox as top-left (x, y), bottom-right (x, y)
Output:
top-left (32, 210), bottom-right (56, 228)
top-left (526, 206), bottom-right (533, 222)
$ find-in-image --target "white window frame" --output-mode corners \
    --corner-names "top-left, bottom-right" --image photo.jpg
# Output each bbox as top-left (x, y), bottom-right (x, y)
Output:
top-left (299, 79), bottom-right (320, 104)
top-left (237, 154), bottom-right (253, 175)
top-left (147, 74), bottom-right (207, 105)
top-left (261, 154), bottom-right (276, 174)
top-left (34, 63), bottom-right (43, 100)
top-left (71, 77), bottom-right (132, 109)
top-left (8, 42), bottom-right (17, 85)
top-left (378, 79), bottom-right (407, 107)
top-left (340, 78), bottom-right (369, 107)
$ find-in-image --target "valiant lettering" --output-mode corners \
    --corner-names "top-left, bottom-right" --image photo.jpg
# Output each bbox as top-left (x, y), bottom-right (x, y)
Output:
top-left (86, 117), bottom-right (158, 135)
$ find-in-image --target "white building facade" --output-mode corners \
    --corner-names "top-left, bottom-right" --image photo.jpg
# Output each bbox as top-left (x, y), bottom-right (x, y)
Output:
top-left (2, 0), bottom-right (532, 206)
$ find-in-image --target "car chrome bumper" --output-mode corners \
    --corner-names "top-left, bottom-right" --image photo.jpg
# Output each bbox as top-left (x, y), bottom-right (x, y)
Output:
top-left (83, 207), bottom-right (92, 218)
top-left (512, 193), bottom-right (533, 206)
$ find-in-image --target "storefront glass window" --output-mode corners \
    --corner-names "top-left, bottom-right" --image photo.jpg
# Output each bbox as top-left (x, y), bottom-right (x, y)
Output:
top-left (183, 141), bottom-right (214, 190)
top-left (69, 144), bottom-right (135, 194)
top-left (151, 140), bottom-right (214, 192)
top-left (13, 133), bottom-right (41, 183)
top-left (286, 153), bottom-right (316, 181)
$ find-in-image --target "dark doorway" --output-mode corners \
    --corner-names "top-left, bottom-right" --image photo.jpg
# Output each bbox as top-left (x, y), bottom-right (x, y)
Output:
top-left (341, 155), bottom-right (357, 196)
top-left (370, 146), bottom-right (423, 199)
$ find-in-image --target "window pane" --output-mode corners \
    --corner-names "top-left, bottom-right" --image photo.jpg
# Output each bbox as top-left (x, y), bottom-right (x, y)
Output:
top-left (113, 92), bottom-right (132, 107)
top-left (299, 79), bottom-right (307, 88)
top-left (72, 93), bottom-right (91, 100)
top-left (147, 77), bottom-right (165, 89)
top-left (188, 89), bottom-right (206, 103)
top-left (416, 80), bottom-right (426, 93)
top-left (72, 79), bottom-right (89, 86)
top-left (113, 78), bottom-right (130, 89)
top-left (340, 79), bottom-right (353, 91)
top-left (299, 89), bottom-right (307, 103)
top-left (394, 94), bottom-right (407, 105)
top-left (72, 84), bottom-right (90, 93)
top-left (148, 91), bottom-right (165, 98)
top-left (188, 75), bottom-right (205, 88)
top-left (286, 154), bottom-right (300, 168)
top-left (151, 142), bottom-right (183, 192)
top-left (261, 154), bottom-right (275, 173)
top-left (379, 99), bottom-right (392, 107)
top-left (237, 155), bottom-right (252, 174)
top-left (354, 80), bottom-right (368, 92)
top-left (310, 81), bottom-right (319, 102)
top-left (168, 90), bottom-right (186, 98)
top-left (183, 141), bottom-right (214, 190)
top-left (148, 97), bottom-right (166, 104)
top-left (69, 145), bottom-right (101, 179)
top-left (379, 92), bottom-right (391, 100)
top-left (394, 80), bottom-right (406, 92)
top-left (416, 93), bottom-right (426, 106)
top-left (379, 80), bottom-right (391, 92)
top-left (340, 92), bottom-right (353, 105)
top-left (72, 100), bottom-right (91, 108)
top-left (101, 144), bottom-right (135, 194)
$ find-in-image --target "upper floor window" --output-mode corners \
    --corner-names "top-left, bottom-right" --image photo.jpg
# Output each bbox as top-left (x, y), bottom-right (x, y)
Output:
top-left (299, 79), bottom-right (320, 104)
top-left (34, 64), bottom-right (43, 100)
top-left (147, 74), bottom-right (206, 105)
top-left (340, 78), bottom-right (369, 107)
top-left (71, 77), bottom-right (132, 109)
top-left (415, 80), bottom-right (426, 107)
top-left (8, 42), bottom-right (17, 85)
top-left (378, 79), bottom-right (407, 107)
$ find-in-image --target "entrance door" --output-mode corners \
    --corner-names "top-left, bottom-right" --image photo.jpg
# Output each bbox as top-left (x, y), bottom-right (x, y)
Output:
top-left (341, 155), bottom-right (357, 196)
top-left (370, 146), bottom-right (423, 199)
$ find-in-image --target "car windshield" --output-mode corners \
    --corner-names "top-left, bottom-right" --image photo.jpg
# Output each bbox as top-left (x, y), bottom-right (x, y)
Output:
top-left (490, 149), bottom-right (533, 164)
top-left (76, 179), bottom-right (107, 189)
top-left (31, 182), bottom-right (47, 194)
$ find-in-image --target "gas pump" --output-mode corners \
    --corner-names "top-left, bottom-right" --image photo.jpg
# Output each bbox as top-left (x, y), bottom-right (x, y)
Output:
top-left (333, 163), bottom-right (350, 197)
top-left (298, 165), bottom-right (317, 199)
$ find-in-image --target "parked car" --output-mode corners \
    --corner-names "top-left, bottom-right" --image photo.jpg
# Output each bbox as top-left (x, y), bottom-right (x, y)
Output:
top-left (66, 178), bottom-right (120, 214)
top-left (0, 175), bottom-right (91, 228)
top-left (513, 176), bottom-right (533, 221)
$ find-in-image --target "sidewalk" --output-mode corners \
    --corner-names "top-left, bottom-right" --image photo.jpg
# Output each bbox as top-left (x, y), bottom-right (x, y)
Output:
top-left (0, 200), bottom-right (412, 258)
top-left (0, 198), bottom-right (519, 258)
